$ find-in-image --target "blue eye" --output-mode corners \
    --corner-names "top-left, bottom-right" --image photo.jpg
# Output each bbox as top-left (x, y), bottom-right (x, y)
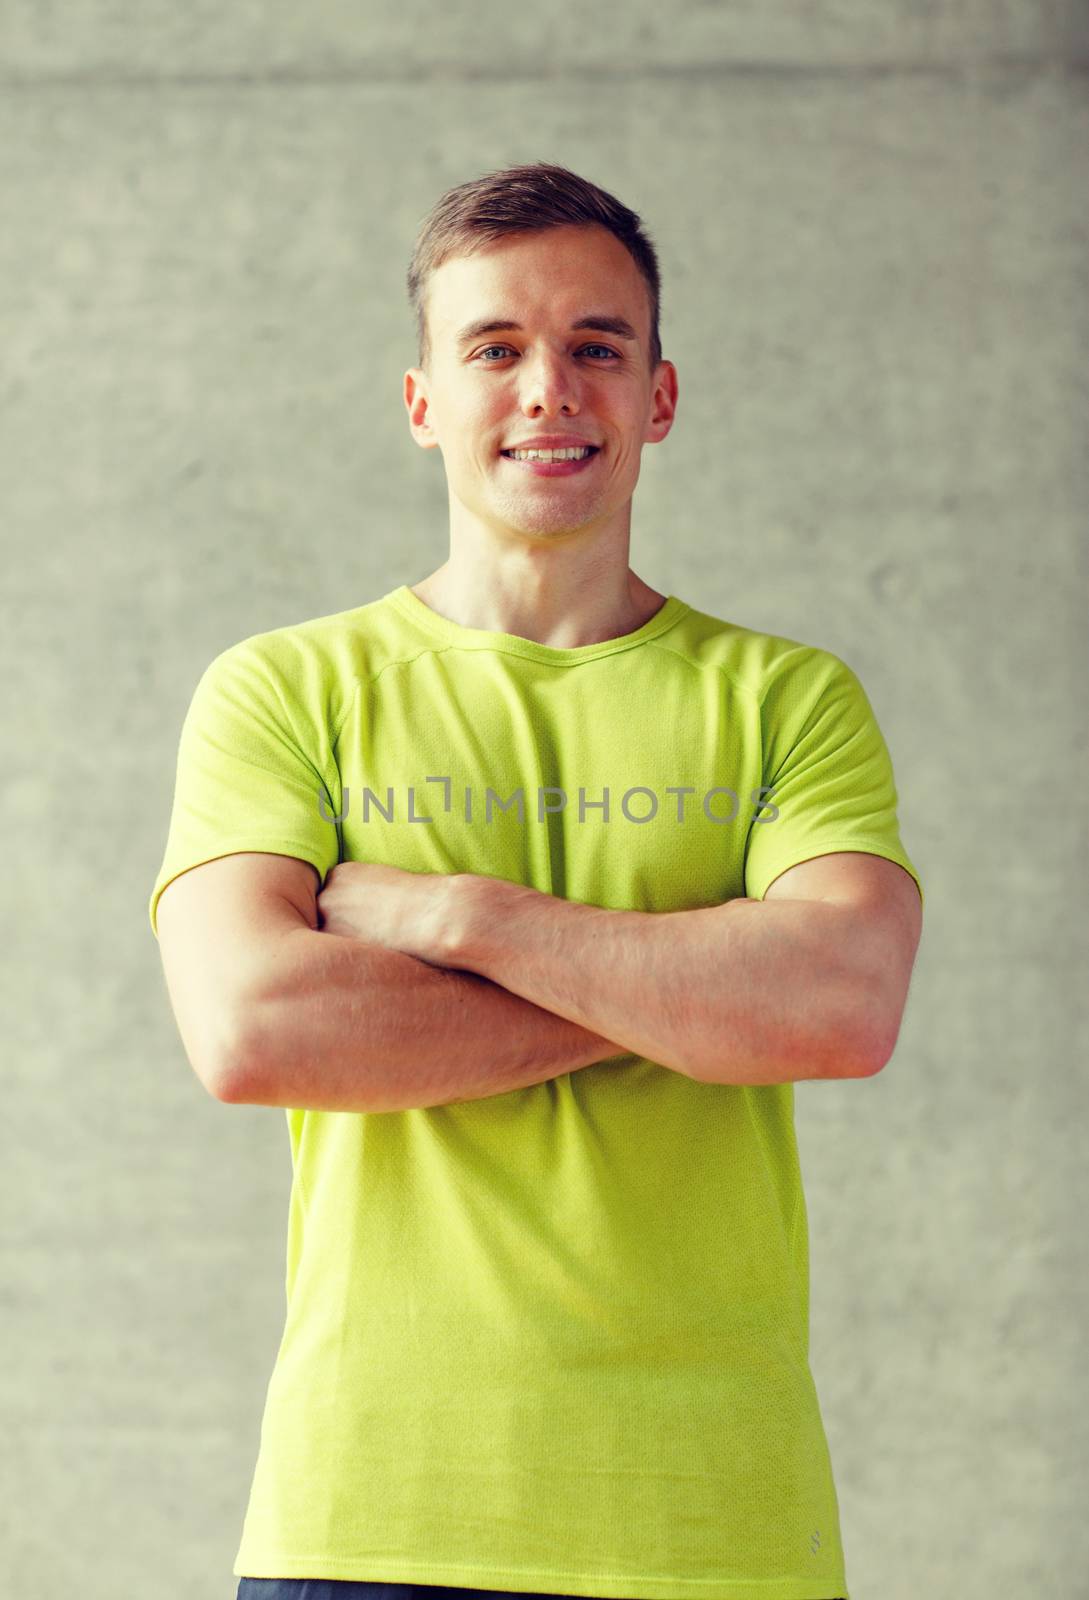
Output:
top-left (476, 344), bottom-right (620, 362)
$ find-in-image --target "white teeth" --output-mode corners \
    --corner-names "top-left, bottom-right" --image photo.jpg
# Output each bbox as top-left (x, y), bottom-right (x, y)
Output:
top-left (507, 446), bottom-right (593, 462)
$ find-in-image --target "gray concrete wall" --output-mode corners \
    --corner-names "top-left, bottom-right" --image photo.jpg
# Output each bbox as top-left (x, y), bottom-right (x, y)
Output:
top-left (3, 5), bottom-right (1085, 1596)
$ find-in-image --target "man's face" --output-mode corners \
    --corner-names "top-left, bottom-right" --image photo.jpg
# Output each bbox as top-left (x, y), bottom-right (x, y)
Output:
top-left (403, 224), bottom-right (677, 544)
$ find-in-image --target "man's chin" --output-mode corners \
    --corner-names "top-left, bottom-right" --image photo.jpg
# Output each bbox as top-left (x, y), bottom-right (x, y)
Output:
top-left (490, 492), bottom-right (607, 537)
top-left (490, 513), bottom-right (599, 543)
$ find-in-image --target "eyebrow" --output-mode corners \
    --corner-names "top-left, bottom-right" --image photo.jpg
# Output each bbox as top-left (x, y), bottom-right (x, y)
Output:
top-left (455, 314), bottom-right (639, 348)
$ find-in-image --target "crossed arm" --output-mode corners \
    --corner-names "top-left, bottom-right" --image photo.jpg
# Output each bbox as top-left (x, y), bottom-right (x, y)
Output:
top-left (312, 851), bottom-right (922, 1087)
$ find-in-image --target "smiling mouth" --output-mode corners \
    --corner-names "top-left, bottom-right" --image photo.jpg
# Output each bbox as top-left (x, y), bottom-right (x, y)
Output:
top-left (500, 446), bottom-right (601, 460)
top-left (497, 445), bottom-right (602, 479)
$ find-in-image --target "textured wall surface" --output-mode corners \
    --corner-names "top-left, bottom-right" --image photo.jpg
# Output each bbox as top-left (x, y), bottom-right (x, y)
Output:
top-left (3, 5), bottom-right (1086, 1597)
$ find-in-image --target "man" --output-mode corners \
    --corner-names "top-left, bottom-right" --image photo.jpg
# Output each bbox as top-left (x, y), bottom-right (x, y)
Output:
top-left (150, 161), bottom-right (922, 1600)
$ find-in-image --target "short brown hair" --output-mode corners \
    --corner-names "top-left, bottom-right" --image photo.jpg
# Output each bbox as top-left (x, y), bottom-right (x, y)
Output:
top-left (406, 160), bottom-right (663, 375)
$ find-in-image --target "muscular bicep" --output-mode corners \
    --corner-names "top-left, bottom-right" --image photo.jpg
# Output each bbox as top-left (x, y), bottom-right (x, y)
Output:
top-left (154, 851), bottom-right (321, 1099)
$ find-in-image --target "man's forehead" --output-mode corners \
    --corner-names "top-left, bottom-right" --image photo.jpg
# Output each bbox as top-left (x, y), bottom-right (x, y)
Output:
top-left (450, 311), bottom-right (640, 349)
top-left (430, 232), bottom-right (641, 330)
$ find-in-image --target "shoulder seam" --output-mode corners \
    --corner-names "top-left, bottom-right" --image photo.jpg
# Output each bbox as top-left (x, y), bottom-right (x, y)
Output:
top-left (755, 642), bottom-right (848, 712)
top-left (640, 637), bottom-right (760, 700)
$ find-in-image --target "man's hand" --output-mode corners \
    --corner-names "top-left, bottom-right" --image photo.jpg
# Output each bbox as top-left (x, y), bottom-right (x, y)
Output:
top-left (315, 862), bottom-right (462, 967)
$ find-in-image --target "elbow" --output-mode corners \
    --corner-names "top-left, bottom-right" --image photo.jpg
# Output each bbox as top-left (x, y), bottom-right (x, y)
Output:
top-left (207, 1004), bottom-right (267, 1104)
top-left (859, 1021), bottom-right (902, 1077)
top-left (203, 1052), bottom-right (248, 1105)
top-left (845, 1011), bottom-right (902, 1078)
top-left (210, 1065), bottom-right (248, 1103)
top-left (213, 1058), bottom-right (265, 1105)
top-left (824, 973), bottom-right (904, 1078)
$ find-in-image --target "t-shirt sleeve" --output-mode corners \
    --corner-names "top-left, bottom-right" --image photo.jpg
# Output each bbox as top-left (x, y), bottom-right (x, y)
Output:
top-left (744, 647), bottom-right (924, 908)
top-left (148, 636), bottom-right (343, 939)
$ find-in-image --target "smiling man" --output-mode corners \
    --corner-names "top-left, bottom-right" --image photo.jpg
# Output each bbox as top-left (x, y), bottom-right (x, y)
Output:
top-left (150, 161), bottom-right (922, 1600)
top-left (399, 218), bottom-right (676, 648)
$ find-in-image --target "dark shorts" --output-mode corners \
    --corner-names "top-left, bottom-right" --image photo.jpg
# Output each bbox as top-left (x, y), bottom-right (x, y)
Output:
top-left (236, 1585), bottom-right (846, 1600)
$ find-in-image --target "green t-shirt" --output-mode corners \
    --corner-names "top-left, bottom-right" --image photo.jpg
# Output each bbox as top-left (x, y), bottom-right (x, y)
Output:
top-left (149, 584), bottom-right (922, 1599)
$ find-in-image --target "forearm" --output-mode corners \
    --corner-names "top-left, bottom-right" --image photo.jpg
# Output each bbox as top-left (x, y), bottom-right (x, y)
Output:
top-left (448, 881), bottom-right (881, 1085)
top-left (229, 927), bottom-right (630, 1113)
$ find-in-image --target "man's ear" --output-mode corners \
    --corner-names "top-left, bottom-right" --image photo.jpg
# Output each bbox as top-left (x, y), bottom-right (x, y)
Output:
top-left (404, 368), bottom-right (439, 449)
